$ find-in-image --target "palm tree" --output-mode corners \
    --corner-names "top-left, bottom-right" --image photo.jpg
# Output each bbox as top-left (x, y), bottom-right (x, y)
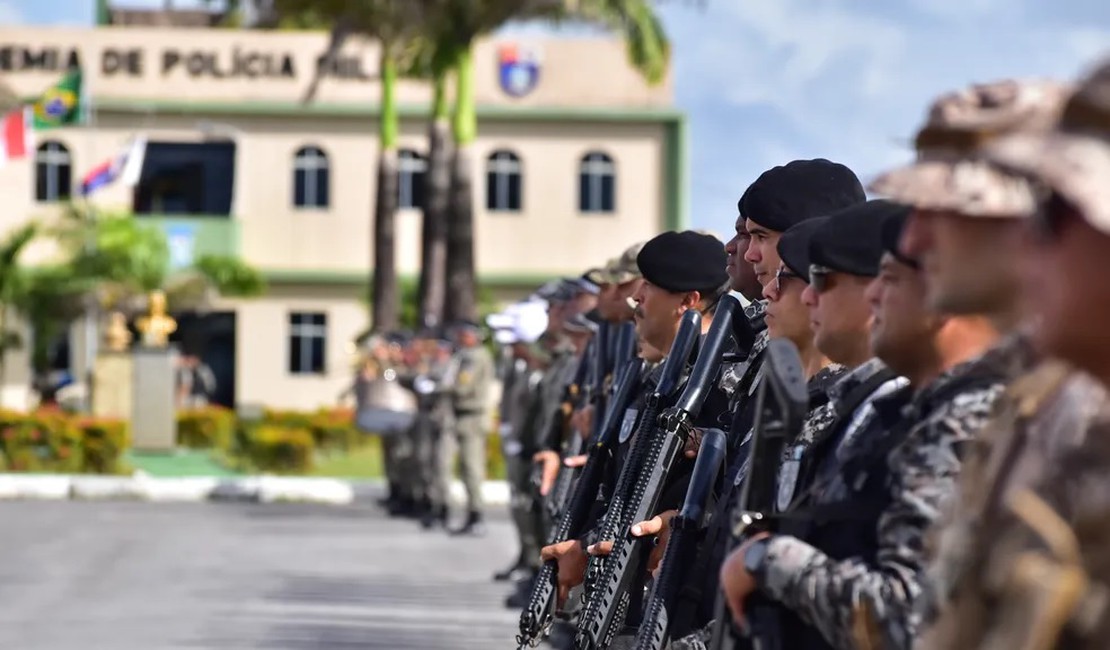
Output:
top-left (272, 0), bottom-right (426, 335)
top-left (423, 0), bottom-right (671, 323)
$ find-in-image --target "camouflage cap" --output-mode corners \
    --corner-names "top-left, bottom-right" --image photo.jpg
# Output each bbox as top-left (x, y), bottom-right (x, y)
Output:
top-left (870, 79), bottom-right (1072, 218)
top-left (986, 58), bottom-right (1110, 234)
top-left (598, 241), bottom-right (646, 285)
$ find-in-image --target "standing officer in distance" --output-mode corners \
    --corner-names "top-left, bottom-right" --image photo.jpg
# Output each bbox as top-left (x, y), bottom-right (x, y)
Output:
top-left (440, 321), bottom-right (496, 536)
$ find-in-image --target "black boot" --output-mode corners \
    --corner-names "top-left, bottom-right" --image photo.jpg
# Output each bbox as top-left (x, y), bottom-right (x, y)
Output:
top-left (450, 510), bottom-right (486, 537)
top-left (421, 505), bottom-right (447, 530)
top-left (493, 554), bottom-right (528, 582)
top-left (389, 495), bottom-right (417, 518)
top-left (377, 481), bottom-right (399, 509)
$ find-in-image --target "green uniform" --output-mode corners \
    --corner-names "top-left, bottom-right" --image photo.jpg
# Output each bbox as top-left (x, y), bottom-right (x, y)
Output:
top-left (440, 344), bottom-right (496, 514)
top-left (503, 357), bottom-right (546, 568)
top-left (518, 341), bottom-right (580, 544)
top-left (410, 356), bottom-right (453, 509)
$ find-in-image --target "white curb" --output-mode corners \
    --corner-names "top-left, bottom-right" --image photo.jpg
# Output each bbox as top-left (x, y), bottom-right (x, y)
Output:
top-left (0, 474), bottom-right (511, 506)
top-left (0, 474), bottom-right (73, 500)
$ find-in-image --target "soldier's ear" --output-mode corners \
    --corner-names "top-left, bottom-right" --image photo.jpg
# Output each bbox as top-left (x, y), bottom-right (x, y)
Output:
top-left (681, 290), bottom-right (702, 310)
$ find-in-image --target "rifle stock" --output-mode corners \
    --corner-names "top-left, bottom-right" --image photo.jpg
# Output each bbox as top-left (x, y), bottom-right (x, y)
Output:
top-left (708, 338), bottom-right (808, 650)
top-left (576, 299), bottom-right (743, 650)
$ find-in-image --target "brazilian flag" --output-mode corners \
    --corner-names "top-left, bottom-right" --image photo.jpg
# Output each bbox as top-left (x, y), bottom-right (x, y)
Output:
top-left (32, 68), bottom-right (83, 129)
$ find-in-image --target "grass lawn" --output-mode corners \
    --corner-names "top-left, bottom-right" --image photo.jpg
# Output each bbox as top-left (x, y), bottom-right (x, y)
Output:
top-left (311, 438), bottom-right (385, 479)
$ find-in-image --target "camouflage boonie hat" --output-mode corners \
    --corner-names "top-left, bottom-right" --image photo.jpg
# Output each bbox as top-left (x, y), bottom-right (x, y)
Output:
top-left (870, 79), bottom-right (1071, 218)
top-left (986, 58), bottom-right (1110, 234)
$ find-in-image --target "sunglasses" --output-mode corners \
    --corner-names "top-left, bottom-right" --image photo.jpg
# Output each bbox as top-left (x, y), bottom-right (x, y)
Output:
top-left (773, 268), bottom-right (802, 294)
top-left (809, 264), bottom-right (833, 293)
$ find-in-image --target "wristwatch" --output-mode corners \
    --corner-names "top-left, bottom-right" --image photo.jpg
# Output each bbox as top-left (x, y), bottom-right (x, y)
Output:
top-left (743, 536), bottom-right (773, 582)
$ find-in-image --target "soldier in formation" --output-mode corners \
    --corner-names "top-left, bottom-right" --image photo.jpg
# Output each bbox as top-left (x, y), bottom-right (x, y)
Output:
top-left (341, 54), bottom-right (1110, 650)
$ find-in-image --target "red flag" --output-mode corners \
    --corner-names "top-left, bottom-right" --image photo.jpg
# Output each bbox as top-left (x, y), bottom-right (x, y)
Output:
top-left (0, 107), bottom-right (31, 166)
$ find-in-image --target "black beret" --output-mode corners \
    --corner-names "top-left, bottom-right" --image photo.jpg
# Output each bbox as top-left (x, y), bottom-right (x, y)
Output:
top-left (739, 158), bottom-right (867, 233)
top-left (777, 217), bottom-right (830, 280)
top-left (879, 207), bottom-right (919, 269)
top-left (810, 200), bottom-right (908, 277)
top-left (636, 230), bottom-right (729, 294)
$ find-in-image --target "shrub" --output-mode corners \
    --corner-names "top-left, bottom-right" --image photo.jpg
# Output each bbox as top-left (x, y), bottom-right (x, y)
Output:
top-left (242, 425), bottom-right (314, 474)
top-left (307, 408), bottom-right (362, 452)
top-left (177, 406), bottom-right (236, 450)
top-left (0, 409), bottom-right (83, 473)
top-left (485, 430), bottom-right (506, 481)
top-left (75, 417), bottom-right (130, 474)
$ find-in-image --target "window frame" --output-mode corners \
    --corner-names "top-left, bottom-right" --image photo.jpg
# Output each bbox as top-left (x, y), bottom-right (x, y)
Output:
top-left (288, 311), bottom-right (328, 375)
top-left (292, 145), bottom-right (330, 210)
top-left (397, 148), bottom-right (428, 210)
top-left (35, 140), bottom-right (72, 203)
top-left (485, 149), bottom-right (523, 213)
top-left (578, 151), bottom-right (616, 214)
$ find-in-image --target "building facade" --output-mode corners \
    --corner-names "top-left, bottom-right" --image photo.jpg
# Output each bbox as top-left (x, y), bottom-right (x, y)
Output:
top-left (0, 25), bottom-right (686, 411)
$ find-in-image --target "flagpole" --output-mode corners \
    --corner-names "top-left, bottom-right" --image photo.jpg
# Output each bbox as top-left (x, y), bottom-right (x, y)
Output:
top-left (82, 64), bottom-right (98, 415)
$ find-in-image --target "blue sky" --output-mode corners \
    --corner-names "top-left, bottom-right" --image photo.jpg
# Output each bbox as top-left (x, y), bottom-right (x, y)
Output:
top-left (5, 0), bottom-right (1109, 235)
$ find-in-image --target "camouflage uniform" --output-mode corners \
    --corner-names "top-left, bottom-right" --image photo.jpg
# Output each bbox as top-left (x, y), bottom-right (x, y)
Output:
top-left (440, 341), bottom-right (496, 515)
top-left (915, 354), bottom-right (1109, 647)
top-left (929, 57), bottom-right (1110, 650)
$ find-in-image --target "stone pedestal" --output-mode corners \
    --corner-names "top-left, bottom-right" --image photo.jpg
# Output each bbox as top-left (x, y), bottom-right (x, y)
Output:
top-left (92, 353), bottom-right (134, 420)
top-left (131, 347), bottom-right (179, 452)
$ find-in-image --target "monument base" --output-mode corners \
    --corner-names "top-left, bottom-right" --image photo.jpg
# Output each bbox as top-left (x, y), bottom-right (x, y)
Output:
top-left (131, 347), bottom-right (179, 452)
top-left (92, 353), bottom-right (133, 420)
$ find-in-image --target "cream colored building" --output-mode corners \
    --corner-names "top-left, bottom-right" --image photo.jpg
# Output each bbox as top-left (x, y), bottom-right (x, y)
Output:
top-left (0, 25), bottom-right (686, 411)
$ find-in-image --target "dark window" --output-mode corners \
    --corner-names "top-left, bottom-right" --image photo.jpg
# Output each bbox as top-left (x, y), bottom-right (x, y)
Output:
top-left (288, 312), bottom-right (327, 375)
top-left (578, 151), bottom-right (616, 214)
top-left (35, 140), bottom-right (72, 203)
top-left (133, 140), bottom-right (236, 216)
top-left (293, 146), bottom-right (330, 209)
top-left (398, 149), bottom-right (427, 209)
top-left (485, 149), bottom-right (522, 212)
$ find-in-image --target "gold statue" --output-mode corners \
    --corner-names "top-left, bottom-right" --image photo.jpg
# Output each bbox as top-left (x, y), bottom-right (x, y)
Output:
top-left (103, 311), bottom-right (133, 352)
top-left (136, 290), bottom-right (177, 348)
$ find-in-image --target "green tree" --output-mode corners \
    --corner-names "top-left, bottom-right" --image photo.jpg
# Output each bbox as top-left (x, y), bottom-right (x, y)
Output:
top-left (0, 224), bottom-right (38, 386)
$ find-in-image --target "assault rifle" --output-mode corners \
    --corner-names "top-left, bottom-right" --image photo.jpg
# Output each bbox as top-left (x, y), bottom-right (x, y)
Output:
top-left (547, 323), bottom-right (637, 520)
top-left (575, 296), bottom-right (743, 650)
top-left (633, 427), bottom-right (728, 650)
top-left (708, 338), bottom-right (808, 650)
top-left (517, 353), bottom-right (649, 648)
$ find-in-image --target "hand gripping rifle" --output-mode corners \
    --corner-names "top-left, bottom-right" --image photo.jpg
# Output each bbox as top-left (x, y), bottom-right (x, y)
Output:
top-left (576, 297), bottom-right (743, 650)
top-left (577, 311), bottom-right (702, 613)
top-left (708, 338), bottom-right (808, 650)
top-left (517, 352), bottom-right (649, 648)
top-left (633, 427), bottom-right (728, 650)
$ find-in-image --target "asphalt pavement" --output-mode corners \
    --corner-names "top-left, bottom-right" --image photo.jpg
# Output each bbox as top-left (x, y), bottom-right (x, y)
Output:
top-left (0, 501), bottom-right (522, 649)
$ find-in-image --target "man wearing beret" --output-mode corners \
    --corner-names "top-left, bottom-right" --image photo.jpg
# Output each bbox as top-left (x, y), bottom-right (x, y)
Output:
top-left (666, 160), bottom-right (869, 650)
top-left (914, 62), bottom-right (1110, 650)
top-left (540, 231), bottom-right (731, 637)
top-left (722, 199), bottom-right (1017, 650)
top-left (868, 78), bottom-right (1110, 649)
top-left (717, 200), bottom-right (910, 650)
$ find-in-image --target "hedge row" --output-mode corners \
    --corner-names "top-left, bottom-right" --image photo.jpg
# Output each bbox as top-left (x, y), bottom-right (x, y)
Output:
top-left (0, 409), bottom-right (130, 474)
top-left (176, 407), bottom-right (506, 478)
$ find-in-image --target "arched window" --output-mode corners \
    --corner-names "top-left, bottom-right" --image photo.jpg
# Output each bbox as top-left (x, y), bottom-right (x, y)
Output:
top-left (293, 145), bottom-right (330, 209)
top-left (398, 149), bottom-right (427, 209)
top-left (35, 140), bottom-right (72, 203)
top-left (578, 151), bottom-right (616, 214)
top-left (486, 149), bottom-right (522, 212)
